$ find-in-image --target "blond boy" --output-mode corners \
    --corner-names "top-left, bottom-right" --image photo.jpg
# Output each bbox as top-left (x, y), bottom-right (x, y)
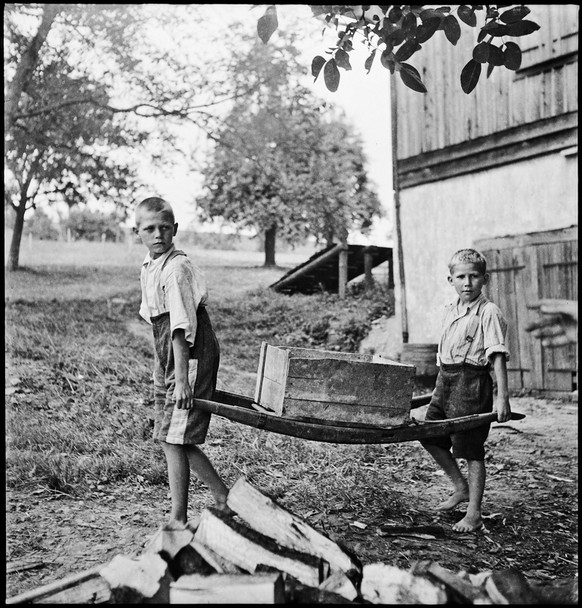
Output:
top-left (420, 249), bottom-right (511, 532)
top-left (134, 196), bottom-right (230, 529)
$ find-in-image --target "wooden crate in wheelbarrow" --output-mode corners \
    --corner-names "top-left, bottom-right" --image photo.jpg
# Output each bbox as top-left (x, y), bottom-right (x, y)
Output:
top-left (253, 342), bottom-right (416, 426)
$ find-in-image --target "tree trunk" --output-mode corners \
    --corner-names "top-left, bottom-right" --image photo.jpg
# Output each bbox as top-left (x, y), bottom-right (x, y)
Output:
top-left (4, 4), bottom-right (60, 133)
top-left (264, 225), bottom-right (276, 267)
top-left (7, 197), bottom-right (27, 271)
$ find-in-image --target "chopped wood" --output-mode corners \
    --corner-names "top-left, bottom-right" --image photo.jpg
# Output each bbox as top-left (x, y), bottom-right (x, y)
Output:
top-left (99, 553), bottom-right (173, 604)
top-left (190, 539), bottom-right (245, 574)
top-left (171, 543), bottom-right (217, 578)
top-left (169, 572), bottom-right (285, 604)
top-left (532, 577), bottom-right (579, 605)
top-left (284, 576), bottom-right (357, 604)
top-left (5, 565), bottom-right (109, 605)
top-left (227, 477), bottom-right (361, 579)
top-left (485, 568), bottom-right (541, 604)
top-left (413, 561), bottom-right (483, 603)
top-left (361, 563), bottom-right (447, 604)
top-left (194, 507), bottom-right (326, 587)
top-left (318, 570), bottom-right (359, 601)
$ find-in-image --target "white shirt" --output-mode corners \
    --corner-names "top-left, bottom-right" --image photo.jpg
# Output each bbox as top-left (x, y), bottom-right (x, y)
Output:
top-left (139, 245), bottom-right (208, 348)
top-left (438, 293), bottom-right (510, 366)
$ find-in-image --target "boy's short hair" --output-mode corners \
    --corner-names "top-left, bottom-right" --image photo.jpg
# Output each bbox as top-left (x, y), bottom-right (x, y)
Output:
top-left (135, 197), bottom-right (175, 225)
top-left (448, 249), bottom-right (487, 274)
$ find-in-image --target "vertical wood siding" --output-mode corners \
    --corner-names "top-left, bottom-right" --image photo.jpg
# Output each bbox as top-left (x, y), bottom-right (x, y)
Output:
top-left (395, 5), bottom-right (579, 159)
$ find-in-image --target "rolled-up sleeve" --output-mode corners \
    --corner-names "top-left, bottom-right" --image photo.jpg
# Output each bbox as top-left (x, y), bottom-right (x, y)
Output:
top-left (163, 260), bottom-right (208, 349)
top-left (482, 304), bottom-right (510, 362)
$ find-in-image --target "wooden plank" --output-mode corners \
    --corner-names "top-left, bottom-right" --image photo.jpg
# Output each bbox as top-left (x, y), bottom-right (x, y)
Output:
top-left (226, 478), bottom-right (361, 579)
top-left (475, 226), bottom-right (578, 251)
top-left (256, 377), bottom-right (285, 416)
top-left (253, 341), bottom-right (269, 405)
top-left (170, 572), bottom-right (285, 604)
top-left (193, 508), bottom-right (325, 587)
top-left (286, 359), bottom-right (413, 406)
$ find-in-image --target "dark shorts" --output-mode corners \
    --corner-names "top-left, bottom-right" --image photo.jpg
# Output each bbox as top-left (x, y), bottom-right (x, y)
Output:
top-left (419, 362), bottom-right (493, 461)
top-left (152, 307), bottom-right (220, 445)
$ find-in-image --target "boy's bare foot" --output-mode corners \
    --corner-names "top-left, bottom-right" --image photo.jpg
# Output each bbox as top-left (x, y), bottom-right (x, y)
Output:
top-left (452, 514), bottom-right (483, 532)
top-left (436, 488), bottom-right (469, 511)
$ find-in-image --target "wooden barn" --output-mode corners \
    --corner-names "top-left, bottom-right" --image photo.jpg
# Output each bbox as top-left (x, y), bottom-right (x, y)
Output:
top-left (391, 4), bottom-right (578, 397)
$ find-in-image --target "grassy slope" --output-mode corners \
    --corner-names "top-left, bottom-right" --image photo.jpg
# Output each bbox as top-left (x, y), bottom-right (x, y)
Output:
top-left (6, 242), bottom-right (396, 502)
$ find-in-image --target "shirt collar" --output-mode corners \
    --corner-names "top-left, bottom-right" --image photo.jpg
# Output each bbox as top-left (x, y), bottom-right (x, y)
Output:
top-left (142, 244), bottom-right (175, 268)
top-left (455, 292), bottom-right (487, 315)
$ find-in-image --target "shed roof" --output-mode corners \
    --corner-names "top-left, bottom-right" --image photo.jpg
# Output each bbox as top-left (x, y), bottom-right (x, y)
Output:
top-left (270, 243), bottom-right (393, 295)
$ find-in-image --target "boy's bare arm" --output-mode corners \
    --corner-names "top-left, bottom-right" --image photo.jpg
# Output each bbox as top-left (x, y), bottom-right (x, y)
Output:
top-left (172, 328), bottom-right (193, 409)
top-left (491, 352), bottom-right (511, 423)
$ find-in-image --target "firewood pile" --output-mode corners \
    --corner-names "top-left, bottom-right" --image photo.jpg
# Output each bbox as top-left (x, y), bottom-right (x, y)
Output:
top-left (7, 477), bottom-right (578, 605)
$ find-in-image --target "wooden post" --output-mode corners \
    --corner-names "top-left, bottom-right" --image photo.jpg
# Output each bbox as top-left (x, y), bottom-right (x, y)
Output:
top-left (363, 246), bottom-right (374, 292)
top-left (391, 73), bottom-right (409, 344)
top-left (338, 243), bottom-right (348, 299)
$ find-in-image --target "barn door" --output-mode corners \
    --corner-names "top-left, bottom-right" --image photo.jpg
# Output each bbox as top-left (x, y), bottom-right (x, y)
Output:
top-left (478, 227), bottom-right (577, 395)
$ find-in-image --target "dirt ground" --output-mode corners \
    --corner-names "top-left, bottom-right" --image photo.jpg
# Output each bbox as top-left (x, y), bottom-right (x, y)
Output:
top-left (6, 394), bottom-right (578, 601)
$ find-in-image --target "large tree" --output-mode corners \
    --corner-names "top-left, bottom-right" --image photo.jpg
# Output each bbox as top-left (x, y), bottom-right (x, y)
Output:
top-left (197, 37), bottom-right (381, 267)
top-left (256, 5), bottom-right (540, 94)
top-left (4, 4), bottom-right (253, 270)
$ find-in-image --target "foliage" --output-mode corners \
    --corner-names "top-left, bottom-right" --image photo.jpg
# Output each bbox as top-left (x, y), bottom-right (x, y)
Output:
top-left (3, 4), bottom-right (252, 270)
top-left (256, 4), bottom-right (540, 94)
top-left (22, 208), bottom-right (59, 241)
top-left (63, 208), bottom-right (125, 242)
top-left (197, 36), bottom-right (382, 266)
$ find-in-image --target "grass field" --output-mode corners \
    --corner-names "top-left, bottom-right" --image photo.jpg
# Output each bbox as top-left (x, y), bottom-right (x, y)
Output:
top-left (6, 239), bottom-right (579, 598)
top-left (6, 238), bottom-right (395, 499)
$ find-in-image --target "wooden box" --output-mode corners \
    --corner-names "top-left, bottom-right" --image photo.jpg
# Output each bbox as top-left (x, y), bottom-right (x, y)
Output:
top-left (254, 343), bottom-right (415, 426)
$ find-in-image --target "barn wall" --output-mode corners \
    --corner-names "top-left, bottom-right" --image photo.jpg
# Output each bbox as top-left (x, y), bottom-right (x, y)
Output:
top-left (399, 151), bottom-right (578, 343)
top-left (395, 4), bottom-right (579, 159)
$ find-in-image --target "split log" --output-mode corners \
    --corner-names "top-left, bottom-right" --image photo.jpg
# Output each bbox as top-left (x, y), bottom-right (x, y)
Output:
top-left (190, 539), bottom-right (245, 574)
top-left (226, 477), bottom-right (361, 579)
top-left (532, 577), bottom-right (579, 605)
top-left (360, 563), bottom-right (447, 604)
top-left (99, 553), bottom-right (173, 604)
top-left (318, 570), bottom-right (359, 601)
top-left (284, 576), bottom-right (357, 604)
top-left (485, 568), bottom-right (541, 604)
top-left (5, 565), bottom-right (111, 605)
top-left (194, 507), bottom-right (326, 587)
top-left (413, 561), bottom-right (484, 603)
top-left (171, 544), bottom-right (218, 578)
top-left (170, 572), bottom-right (285, 604)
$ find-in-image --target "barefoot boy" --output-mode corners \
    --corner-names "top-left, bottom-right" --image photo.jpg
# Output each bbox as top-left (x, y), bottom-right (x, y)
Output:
top-left (134, 196), bottom-right (230, 529)
top-left (420, 249), bottom-right (511, 532)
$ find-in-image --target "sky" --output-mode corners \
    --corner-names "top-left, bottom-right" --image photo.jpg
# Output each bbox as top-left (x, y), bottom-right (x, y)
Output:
top-left (150, 4), bottom-right (395, 246)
